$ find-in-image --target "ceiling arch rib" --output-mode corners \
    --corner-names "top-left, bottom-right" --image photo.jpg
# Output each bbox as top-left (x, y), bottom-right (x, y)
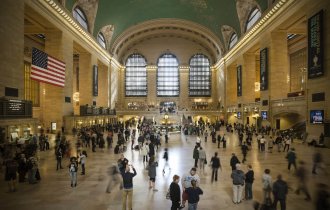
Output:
top-left (110, 19), bottom-right (224, 64)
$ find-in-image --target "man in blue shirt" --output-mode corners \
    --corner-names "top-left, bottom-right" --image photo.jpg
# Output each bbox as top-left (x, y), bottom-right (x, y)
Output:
top-left (121, 164), bottom-right (137, 210)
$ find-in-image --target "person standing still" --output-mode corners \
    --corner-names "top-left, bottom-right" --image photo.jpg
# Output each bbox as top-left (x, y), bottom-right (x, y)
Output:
top-left (262, 169), bottom-right (272, 204)
top-left (245, 165), bottom-right (254, 200)
top-left (121, 164), bottom-right (137, 210)
top-left (210, 152), bottom-right (221, 182)
top-left (272, 174), bottom-right (288, 210)
top-left (193, 146), bottom-right (199, 168)
top-left (170, 175), bottom-right (182, 210)
top-left (231, 164), bottom-right (245, 204)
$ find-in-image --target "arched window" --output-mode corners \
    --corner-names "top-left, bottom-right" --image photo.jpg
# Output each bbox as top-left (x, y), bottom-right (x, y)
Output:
top-left (246, 7), bottom-right (261, 31)
top-left (157, 53), bottom-right (179, 97)
top-left (189, 54), bottom-right (211, 96)
top-left (228, 33), bottom-right (238, 49)
top-left (97, 32), bottom-right (106, 49)
top-left (73, 6), bottom-right (88, 31)
top-left (125, 54), bottom-right (147, 96)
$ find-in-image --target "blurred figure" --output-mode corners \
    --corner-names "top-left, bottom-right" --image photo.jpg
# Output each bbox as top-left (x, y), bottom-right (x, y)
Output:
top-left (230, 153), bottom-right (240, 171)
top-left (241, 142), bottom-right (248, 163)
top-left (5, 156), bottom-right (18, 192)
top-left (106, 164), bottom-right (122, 193)
top-left (182, 168), bottom-right (200, 208)
top-left (312, 151), bottom-right (327, 175)
top-left (198, 147), bottom-right (206, 173)
top-left (148, 156), bottom-right (158, 191)
top-left (286, 148), bottom-right (297, 171)
top-left (295, 161), bottom-right (311, 201)
top-left (272, 174), bottom-right (288, 210)
top-left (315, 183), bottom-right (329, 210)
top-left (163, 148), bottom-right (171, 174)
top-left (262, 169), bottom-right (272, 204)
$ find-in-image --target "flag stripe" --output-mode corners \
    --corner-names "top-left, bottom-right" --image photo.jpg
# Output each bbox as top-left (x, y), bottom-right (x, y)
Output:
top-left (30, 75), bottom-right (65, 87)
top-left (31, 71), bottom-right (65, 83)
top-left (48, 56), bottom-right (66, 68)
top-left (31, 47), bottom-right (66, 87)
top-left (31, 65), bottom-right (65, 79)
top-left (48, 61), bottom-right (66, 71)
top-left (47, 64), bottom-right (66, 75)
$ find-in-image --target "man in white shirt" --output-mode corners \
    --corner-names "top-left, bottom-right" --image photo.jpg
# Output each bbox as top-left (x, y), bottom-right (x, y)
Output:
top-left (181, 167), bottom-right (200, 208)
top-left (260, 136), bottom-right (266, 152)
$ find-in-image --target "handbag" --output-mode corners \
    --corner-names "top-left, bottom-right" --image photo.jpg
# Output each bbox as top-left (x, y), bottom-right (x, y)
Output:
top-left (166, 187), bottom-right (171, 200)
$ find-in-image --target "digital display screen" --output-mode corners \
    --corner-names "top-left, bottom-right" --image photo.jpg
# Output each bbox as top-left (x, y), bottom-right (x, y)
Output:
top-left (310, 110), bottom-right (324, 124)
top-left (237, 112), bottom-right (241, 119)
top-left (261, 111), bottom-right (267, 120)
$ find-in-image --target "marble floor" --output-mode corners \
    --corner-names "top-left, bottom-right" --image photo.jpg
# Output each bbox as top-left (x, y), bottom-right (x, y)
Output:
top-left (0, 128), bottom-right (329, 210)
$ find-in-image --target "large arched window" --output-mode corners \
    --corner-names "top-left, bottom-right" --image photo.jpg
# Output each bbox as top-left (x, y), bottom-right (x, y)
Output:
top-left (125, 54), bottom-right (147, 96)
top-left (246, 7), bottom-right (261, 31)
top-left (97, 32), bottom-right (106, 49)
top-left (228, 32), bottom-right (238, 49)
top-left (189, 54), bottom-right (211, 96)
top-left (73, 6), bottom-right (88, 31)
top-left (157, 53), bottom-right (179, 97)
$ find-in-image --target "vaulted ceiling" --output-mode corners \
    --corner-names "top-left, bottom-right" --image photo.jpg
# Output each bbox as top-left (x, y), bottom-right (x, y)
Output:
top-left (65, 0), bottom-right (270, 62)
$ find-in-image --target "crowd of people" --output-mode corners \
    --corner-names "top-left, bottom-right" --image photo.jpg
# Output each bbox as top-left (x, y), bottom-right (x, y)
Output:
top-left (0, 119), bottom-right (329, 210)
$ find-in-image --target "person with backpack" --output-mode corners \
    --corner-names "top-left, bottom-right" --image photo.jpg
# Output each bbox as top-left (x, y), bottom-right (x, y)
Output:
top-left (69, 157), bottom-right (78, 187)
top-left (185, 180), bottom-right (203, 210)
top-left (231, 163), bottom-right (245, 204)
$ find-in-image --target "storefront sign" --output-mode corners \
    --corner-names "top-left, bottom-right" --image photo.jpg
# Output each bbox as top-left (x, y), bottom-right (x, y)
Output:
top-left (308, 10), bottom-right (323, 79)
top-left (260, 48), bottom-right (268, 91)
top-left (237, 65), bottom-right (242, 96)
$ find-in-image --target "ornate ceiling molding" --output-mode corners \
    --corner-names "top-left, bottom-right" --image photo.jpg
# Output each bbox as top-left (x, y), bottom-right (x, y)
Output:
top-left (110, 18), bottom-right (225, 64)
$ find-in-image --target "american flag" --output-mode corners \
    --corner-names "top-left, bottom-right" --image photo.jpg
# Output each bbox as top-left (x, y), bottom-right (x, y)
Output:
top-left (31, 48), bottom-right (66, 87)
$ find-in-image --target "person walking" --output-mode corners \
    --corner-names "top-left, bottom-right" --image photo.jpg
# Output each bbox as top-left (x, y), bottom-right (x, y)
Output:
top-left (106, 164), bottom-right (122, 193)
top-left (56, 147), bottom-right (63, 170)
top-left (230, 153), bottom-right (240, 170)
top-left (182, 168), bottom-right (200, 208)
top-left (262, 169), bottom-right (272, 204)
top-left (163, 148), bottom-right (171, 174)
top-left (231, 163), bottom-right (245, 204)
top-left (79, 150), bottom-right (87, 175)
top-left (283, 137), bottom-right (291, 152)
top-left (222, 134), bottom-right (227, 148)
top-left (217, 134), bottom-right (221, 148)
top-left (286, 148), bottom-right (297, 171)
top-left (210, 152), bottom-right (221, 182)
top-left (245, 165), bottom-right (254, 200)
top-left (121, 164), bottom-right (137, 210)
top-left (241, 142), bottom-right (248, 163)
top-left (170, 175), bottom-right (182, 210)
top-left (148, 156), bottom-right (158, 191)
top-left (185, 180), bottom-right (203, 210)
top-left (198, 147), bottom-right (206, 173)
top-left (312, 152), bottom-right (326, 175)
top-left (204, 130), bottom-right (208, 142)
top-left (260, 135), bottom-right (266, 152)
top-left (141, 142), bottom-right (149, 163)
top-left (295, 161), bottom-right (311, 201)
top-left (69, 157), bottom-right (78, 187)
top-left (193, 146), bottom-right (199, 168)
top-left (272, 174), bottom-right (288, 210)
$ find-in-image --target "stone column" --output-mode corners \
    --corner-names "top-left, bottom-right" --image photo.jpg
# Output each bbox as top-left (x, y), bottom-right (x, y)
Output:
top-left (96, 62), bottom-right (108, 107)
top-left (0, 0), bottom-right (24, 97)
top-left (242, 53), bottom-right (256, 103)
top-left (78, 52), bottom-right (93, 106)
top-left (269, 31), bottom-right (290, 100)
top-left (42, 30), bottom-right (73, 132)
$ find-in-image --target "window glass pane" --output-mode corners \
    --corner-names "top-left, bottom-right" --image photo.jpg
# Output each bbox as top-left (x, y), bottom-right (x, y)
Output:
top-left (229, 33), bottom-right (238, 49)
top-left (157, 53), bottom-right (179, 96)
top-left (73, 7), bottom-right (88, 31)
top-left (97, 32), bottom-right (106, 49)
top-left (189, 54), bottom-right (211, 96)
top-left (246, 8), bottom-right (261, 31)
top-left (125, 54), bottom-right (147, 96)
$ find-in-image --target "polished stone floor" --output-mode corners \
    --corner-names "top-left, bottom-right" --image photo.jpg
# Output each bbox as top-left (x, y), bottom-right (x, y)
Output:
top-left (0, 127), bottom-right (329, 210)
